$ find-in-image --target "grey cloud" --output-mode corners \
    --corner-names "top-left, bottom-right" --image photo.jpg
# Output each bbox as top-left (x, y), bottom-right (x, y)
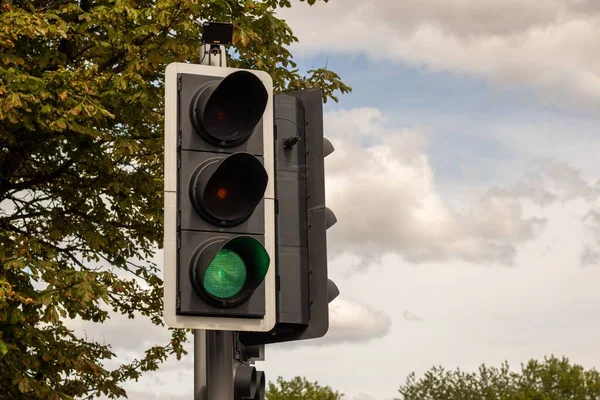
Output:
top-left (506, 159), bottom-right (600, 205)
top-left (281, 0), bottom-right (600, 111)
top-left (402, 310), bottom-right (423, 322)
top-left (580, 246), bottom-right (599, 266)
top-left (492, 160), bottom-right (600, 267)
top-left (361, 0), bottom-right (559, 38)
top-left (581, 209), bottom-right (600, 266)
top-left (508, 168), bottom-right (600, 268)
top-left (583, 210), bottom-right (600, 231)
top-left (284, 0), bottom-right (575, 38)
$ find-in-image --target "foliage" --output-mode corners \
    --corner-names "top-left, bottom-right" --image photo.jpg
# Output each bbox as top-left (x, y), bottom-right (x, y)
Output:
top-left (397, 356), bottom-right (600, 400)
top-left (267, 376), bottom-right (344, 400)
top-left (0, 0), bottom-right (350, 398)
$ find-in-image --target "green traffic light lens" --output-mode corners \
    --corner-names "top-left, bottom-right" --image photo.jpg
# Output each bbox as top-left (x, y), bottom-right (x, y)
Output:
top-left (203, 249), bottom-right (247, 299)
top-left (189, 236), bottom-right (270, 308)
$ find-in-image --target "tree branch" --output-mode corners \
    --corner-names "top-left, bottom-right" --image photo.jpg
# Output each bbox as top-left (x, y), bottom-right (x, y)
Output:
top-left (4, 157), bottom-right (78, 193)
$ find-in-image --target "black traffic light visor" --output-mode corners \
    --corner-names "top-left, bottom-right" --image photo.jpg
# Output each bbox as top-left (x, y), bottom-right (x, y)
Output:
top-left (191, 71), bottom-right (268, 147)
top-left (190, 236), bottom-right (270, 308)
top-left (234, 364), bottom-right (258, 399)
top-left (255, 371), bottom-right (265, 400)
top-left (189, 153), bottom-right (268, 227)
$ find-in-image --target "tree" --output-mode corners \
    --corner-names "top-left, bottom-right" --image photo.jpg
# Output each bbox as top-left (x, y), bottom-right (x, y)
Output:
top-left (0, 1), bottom-right (351, 398)
top-left (267, 376), bottom-right (344, 400)
top-left (397, 356), bottom-right (600, 400)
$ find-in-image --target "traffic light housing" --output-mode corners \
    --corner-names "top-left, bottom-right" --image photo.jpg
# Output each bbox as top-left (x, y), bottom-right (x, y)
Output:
top-left (240, 88), bottom-right (339, 345)
top-left (163, 63), bottom-right (275, 332)
top-left (234, 338), bottom-right (265, 400)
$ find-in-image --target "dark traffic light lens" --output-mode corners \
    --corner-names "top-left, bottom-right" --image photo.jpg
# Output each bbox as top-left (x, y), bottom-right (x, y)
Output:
top-left (191, 71), bottom-right (268, 147)
top-left (190, 153), bottom-right (268, 226)
top-left (204, 95), bottom-right (251, 140)
top-left (203, 249), bottom-right (247, 299)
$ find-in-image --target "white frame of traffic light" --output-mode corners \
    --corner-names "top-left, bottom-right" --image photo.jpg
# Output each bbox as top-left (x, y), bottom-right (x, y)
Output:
top-left (163, 62), bottom-right (276, 332)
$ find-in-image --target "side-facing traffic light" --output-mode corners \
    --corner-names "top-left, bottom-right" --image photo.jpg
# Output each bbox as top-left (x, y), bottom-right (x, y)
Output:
top-left (240, 88), bottom-right (339, 345)
top-left (234, 339), bottom-right (265, 400)
top-left (163, 63), bottom-right (276, 331)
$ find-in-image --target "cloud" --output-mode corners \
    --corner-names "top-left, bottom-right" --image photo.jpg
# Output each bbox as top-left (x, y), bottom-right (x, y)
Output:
top-left (353, 394), bottom-right (382, 400)
top-left (281, 0), bottom-right (600, 111)
top-left (501, 161), bottom-right (600, 266)
top-left (580, 246), bottom-right (599, 266)
top-left (66, 309), bottom-right (188, 380)
top-left (504, 159), bottom-right (600, 206)
top-left (323, 298), bottom-right (392, 344)
top-left (68, 311), bottom-right (172, 356)
top-left (124, 391), bottom-right (189, 400)
top-left (324, 108), bottom-right (544, 265)
top-left (402, 310), bottom-right (423, 322)
top-left (581, 209), bottom-right (600, 266)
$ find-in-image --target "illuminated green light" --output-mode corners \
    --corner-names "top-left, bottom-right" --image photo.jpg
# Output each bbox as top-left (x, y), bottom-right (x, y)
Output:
top-left (203, 249), bottom-right (247, 299)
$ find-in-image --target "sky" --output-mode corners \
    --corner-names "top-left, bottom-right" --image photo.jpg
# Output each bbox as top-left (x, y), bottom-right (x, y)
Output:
top-left (81, 1), bottom-right (600, 399)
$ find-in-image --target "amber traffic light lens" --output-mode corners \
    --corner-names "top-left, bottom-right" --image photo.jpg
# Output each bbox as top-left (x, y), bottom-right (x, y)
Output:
top-left (189, 153), bottom-right (268, 227)
top-left (217, 187), bottom-right (228, 199)
top-left (203, 155), bottom-right (266, 222)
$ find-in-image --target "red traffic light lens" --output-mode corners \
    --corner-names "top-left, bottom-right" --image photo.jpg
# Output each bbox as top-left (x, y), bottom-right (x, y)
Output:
top-left (216, 111), bottom-right (227, 122)
top-left (191, 71), bottom-right (268, 147)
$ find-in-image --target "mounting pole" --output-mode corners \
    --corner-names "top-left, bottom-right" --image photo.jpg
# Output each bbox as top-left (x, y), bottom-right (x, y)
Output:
top-left (193, 330), bottom-right (207, 400)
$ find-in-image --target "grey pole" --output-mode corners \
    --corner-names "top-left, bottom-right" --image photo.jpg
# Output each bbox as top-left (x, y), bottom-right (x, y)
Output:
top-left (194, 330), bottom-right (208, 400)
top-left (206, 330), bottom-right (235, 400)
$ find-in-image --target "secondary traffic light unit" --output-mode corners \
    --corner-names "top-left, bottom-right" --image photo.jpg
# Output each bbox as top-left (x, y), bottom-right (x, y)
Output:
top-left (163, 62), bottom-right (276, 332)
top-left (240, 89), bottom-right (339, 346)
top-left (233, 339), bottom-right (265, 400)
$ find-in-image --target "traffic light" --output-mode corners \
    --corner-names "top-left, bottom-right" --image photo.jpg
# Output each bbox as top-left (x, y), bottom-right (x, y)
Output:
top-left (163, 62), bottom-right (276, 332)
top-left (234, 339), bottom-right (265, 400)
top-left (240, 88), bottom-right (339, 346)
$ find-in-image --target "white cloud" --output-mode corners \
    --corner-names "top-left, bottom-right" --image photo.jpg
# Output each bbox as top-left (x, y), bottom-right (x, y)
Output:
top-left (125, 391), bottom-right (189, 400)
top-left (263, 296), bottom-right (391, 347)
top-left (353, 394), bottom-right (384, 400)
top-left (281, 0), bottom-right (600, 110)
top-left (324, 108), bottom-right (545, 265)
top-left (323, 298), bottom-right (392, 344)
top-left (68, 311), bottom-right (171, 356)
